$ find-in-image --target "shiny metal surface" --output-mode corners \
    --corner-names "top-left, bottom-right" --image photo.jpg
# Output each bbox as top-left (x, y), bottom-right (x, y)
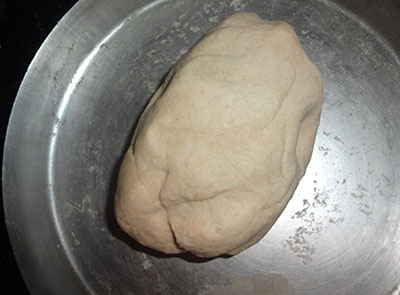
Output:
top-left (3, 0), bottom-right (400, 294)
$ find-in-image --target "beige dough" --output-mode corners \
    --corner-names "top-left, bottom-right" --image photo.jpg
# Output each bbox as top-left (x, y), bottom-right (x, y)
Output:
top-left (115, 12), bottom-right (323, 257)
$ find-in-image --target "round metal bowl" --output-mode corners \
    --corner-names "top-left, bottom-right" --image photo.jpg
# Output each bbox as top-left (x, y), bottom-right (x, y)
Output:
top-left (3, 0), bottom-right (400, 294)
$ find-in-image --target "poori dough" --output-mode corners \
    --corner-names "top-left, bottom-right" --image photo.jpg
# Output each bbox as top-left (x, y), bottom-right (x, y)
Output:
top-left (115, 12), bottom-right (323, 257)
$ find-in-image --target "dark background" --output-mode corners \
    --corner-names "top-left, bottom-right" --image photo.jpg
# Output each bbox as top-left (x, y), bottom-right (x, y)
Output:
top-left (1, 0), bottom-right (78, 293)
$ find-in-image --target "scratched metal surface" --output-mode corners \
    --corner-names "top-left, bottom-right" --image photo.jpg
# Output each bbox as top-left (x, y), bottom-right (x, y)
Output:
top-left (3, 0), bottom-right (400, 294)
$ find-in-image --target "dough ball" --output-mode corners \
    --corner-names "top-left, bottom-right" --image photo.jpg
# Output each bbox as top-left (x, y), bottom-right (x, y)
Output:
top-left (115, 12), bottom-right (323, 257)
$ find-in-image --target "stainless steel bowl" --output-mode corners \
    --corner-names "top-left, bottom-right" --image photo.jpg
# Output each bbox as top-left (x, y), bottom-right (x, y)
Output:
top-left (3, 0), bottom-right (400, 294)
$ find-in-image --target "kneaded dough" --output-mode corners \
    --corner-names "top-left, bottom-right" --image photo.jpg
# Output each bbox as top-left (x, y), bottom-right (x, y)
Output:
top-left (115, 12), bottom-right (323, 257)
